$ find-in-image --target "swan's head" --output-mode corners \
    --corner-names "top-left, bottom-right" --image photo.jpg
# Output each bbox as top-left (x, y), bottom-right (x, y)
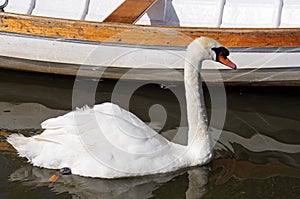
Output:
top-left (189, 37), bottom-right (237, 70)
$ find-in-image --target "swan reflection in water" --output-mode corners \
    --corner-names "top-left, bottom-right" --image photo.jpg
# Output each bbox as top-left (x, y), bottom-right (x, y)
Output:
top-left (9, 165), bottom-right (209, 199)
top-left (9, 154), bottom-right (300, 199)
top-left (7, 126), bottom-right (300, 199)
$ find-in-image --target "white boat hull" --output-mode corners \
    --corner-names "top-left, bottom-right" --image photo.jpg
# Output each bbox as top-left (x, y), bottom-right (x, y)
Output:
top-left (0, 32), bottom-right (300, 86)
top-left (1, 32), bottom-right (300, 70)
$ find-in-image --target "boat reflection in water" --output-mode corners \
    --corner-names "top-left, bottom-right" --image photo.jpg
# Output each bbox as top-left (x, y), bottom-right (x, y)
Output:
top-left (211, 129), bottom-right (300, 185)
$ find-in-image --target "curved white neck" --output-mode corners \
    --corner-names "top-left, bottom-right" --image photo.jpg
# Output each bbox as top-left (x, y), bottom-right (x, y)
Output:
top-left (184, 43), bottom-right (211, 154)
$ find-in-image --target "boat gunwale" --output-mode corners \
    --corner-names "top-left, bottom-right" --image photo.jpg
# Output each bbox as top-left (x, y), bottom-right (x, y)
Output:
top-left (1, 12), bottom-right (300, 48)
top-left (1, 12), bottom-right (299, 32)
top-left (2, 30), bottom-right (300, 54)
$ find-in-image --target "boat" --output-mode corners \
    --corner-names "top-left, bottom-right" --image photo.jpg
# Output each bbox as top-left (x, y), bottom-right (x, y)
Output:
top-left (0, 0), bottom-right (300, 86)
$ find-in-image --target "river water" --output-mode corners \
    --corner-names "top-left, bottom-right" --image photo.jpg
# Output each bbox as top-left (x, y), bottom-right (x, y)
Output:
top-left (0, 69), bottom-right (299, 198)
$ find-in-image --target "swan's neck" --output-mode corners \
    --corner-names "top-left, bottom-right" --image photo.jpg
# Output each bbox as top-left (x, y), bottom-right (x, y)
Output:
top-left (184, 46), bottom-right (212, 158)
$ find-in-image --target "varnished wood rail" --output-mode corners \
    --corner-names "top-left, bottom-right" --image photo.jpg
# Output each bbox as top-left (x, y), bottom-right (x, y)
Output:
top-left (0, 13), bottom-right (300, 48)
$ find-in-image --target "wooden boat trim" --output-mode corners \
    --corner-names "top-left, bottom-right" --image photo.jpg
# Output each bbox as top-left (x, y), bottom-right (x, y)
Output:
top-left (1, 55), bottom-right (299, 86)
top-left (1, 12), bottom-right (300, 48)
top-left (103, 0), bottom-right (158, 24)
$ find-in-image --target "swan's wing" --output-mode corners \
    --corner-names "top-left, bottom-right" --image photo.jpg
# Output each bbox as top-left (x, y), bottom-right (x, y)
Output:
top-left (41, 103), bottom-right (156, 137)
top-left (84, 103), bottom-right (169, 153)
top-left (39, 102), bottom-right (170, 157)
top-left (40, 105), bottom-right (90, 130)
top-left (8, 103), bottom-right (184, 177)
top-left (93, 103), bottom-right (158, 137)
top-left (42, 102), bottom-right (159, 136)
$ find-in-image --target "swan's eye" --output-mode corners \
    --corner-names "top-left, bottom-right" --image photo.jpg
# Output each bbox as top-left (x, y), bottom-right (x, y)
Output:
top-left (212, 47), bottom-right (229, 58)
top-left (222, 47), bottom-right (230, 57)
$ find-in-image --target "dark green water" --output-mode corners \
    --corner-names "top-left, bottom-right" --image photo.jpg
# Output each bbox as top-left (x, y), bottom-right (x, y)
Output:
top-left (0, 69), bottom-right (299, 198)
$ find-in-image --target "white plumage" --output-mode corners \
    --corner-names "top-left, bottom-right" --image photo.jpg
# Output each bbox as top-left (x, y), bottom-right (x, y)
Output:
top-left (8, 37), bottom-right (235, 178)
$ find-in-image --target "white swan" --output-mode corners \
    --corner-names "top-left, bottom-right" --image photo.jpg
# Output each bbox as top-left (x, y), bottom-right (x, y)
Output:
top-left (7, 37), bottom-right (236, 178)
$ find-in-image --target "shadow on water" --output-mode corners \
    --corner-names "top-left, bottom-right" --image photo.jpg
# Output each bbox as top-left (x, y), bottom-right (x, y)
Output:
top-left (0, 69), bottom-right (299, 198)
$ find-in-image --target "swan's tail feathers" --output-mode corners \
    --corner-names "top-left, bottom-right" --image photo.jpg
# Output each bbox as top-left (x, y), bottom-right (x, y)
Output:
top-left (7, 134), bottom-right (33, 158)
top-left (7, 134), bottom-right (70, 169)
top-left (7, 134), bottom-right (46, 164)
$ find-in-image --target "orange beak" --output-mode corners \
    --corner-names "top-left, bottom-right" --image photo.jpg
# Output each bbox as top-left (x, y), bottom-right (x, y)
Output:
top-left (218, 52), bottom-right (237, 70)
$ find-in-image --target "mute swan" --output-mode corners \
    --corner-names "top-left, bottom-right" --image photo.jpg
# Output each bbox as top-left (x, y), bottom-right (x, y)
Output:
top-left (7, 37), bottom-right (236, 178)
